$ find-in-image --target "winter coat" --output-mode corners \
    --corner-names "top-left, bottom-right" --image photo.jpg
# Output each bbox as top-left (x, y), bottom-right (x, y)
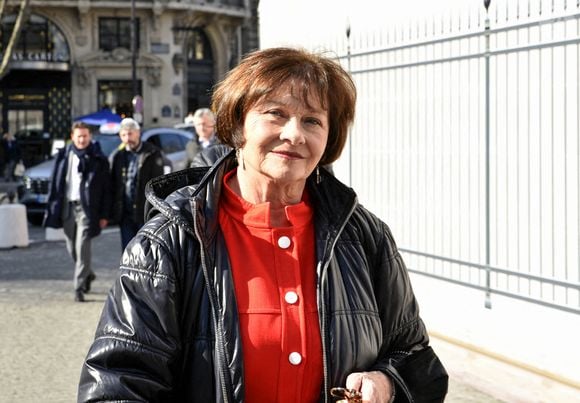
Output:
top-left (78, 151), bottom-right (448, 402)
top-left (110, 141), bottom-right (164, 225)
top-left (44, 143), bottom-right (111, 238)
top-left (186, 135), bottom-right (219, 167)
top-left (2, 138), bottom-right (21, 163)
top-left (191, 143), bottom-right (232, 167)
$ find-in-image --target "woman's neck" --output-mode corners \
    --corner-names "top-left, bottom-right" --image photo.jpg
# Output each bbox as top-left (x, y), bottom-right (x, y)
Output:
top-left (228, 168), bottom-right (306, 226)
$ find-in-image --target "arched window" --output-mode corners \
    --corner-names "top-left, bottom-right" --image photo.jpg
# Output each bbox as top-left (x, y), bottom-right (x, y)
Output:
top-left (186, 29), bottom-right (214, 114)
top-left (187, 29), bottom-right (212, 62)
top-left (0, 13), bottom-right (70, 66)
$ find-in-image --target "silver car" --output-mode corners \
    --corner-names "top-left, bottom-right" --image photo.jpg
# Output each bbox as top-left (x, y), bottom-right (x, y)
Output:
top-left (18, 127), bottom-right (194, 224)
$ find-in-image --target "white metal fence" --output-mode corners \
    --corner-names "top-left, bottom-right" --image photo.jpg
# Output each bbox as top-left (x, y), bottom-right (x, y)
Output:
top-left (311, 0), bottom-right (580, 315)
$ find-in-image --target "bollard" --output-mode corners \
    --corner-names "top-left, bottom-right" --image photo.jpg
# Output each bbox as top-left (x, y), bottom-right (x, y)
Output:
top-left (0, 204), bottom-right (29, 248)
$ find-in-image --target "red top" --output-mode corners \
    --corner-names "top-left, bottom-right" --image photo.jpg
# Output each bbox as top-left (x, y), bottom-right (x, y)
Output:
top-left (218, 169), bottom-right (323, 402)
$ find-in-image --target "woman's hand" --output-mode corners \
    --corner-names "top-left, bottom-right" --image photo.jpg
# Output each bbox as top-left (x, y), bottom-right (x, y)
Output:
top-left (344, 370), bottom-right (394, 403)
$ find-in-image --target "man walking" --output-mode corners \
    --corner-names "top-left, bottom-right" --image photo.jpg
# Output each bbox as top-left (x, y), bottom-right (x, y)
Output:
top-left (44, 122), bottom-right (112, 302)
top-left (185, 108), bottom-right (218, 166)
top-left (111, 118), bottom-right (164, 250)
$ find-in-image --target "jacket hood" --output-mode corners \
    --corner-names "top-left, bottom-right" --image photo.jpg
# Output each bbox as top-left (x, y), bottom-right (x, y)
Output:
top-left (144, 149), bottom-right (358, 239)
top-left (144, 149), bottom-right (235, 236)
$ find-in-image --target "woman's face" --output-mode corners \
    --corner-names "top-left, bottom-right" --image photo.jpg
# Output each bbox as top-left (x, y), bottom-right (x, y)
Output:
top-left (240, 82), bottom-right (329, 185)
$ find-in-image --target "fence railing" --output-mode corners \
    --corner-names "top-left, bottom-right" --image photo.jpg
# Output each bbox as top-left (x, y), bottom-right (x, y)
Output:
top-left (313, 0), bottom-right (580, 315)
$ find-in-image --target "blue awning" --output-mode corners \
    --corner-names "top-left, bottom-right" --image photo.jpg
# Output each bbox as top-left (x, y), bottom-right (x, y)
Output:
top-left (74, 109), bottom-right (122, 125)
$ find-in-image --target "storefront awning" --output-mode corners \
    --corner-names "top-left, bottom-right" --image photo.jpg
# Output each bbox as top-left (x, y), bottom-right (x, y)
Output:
top-left (74, 108), bottom-right (122, 125)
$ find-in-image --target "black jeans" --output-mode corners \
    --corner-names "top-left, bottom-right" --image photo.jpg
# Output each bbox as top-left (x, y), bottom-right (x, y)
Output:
top-left (119, 216), bottom-right (141, 250)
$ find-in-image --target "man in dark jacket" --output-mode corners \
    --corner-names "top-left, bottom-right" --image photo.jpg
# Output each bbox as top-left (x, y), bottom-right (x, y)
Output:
top-left (2, 132), bottom-right (22, 182)
top-left (44, 122), bottom-right (112, 302)
top-left (185, 108), bottom-right (219, 166)
top-left (110, 117), bottom-right (164, 249)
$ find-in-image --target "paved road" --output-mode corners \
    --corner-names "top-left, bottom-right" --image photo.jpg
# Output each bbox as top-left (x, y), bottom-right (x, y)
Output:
top-left (0, 223), bottom-right (503, 402)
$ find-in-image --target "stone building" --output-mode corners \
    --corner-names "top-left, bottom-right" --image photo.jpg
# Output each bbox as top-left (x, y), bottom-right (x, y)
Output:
top-left (0, 0), bottom-right (259, 163)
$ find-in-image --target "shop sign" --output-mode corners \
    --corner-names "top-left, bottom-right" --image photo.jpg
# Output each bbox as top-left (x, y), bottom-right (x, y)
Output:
top-left (11, 51), bottom-right (69, 63)
top-left (151, 42), bottom-right (170, 54)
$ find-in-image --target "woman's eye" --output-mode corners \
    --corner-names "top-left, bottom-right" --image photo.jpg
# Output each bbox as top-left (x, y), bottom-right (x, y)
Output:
top-left (305, 117), bottom-right (322, 126)
top-left (266, 109), bottom-right (283, 117)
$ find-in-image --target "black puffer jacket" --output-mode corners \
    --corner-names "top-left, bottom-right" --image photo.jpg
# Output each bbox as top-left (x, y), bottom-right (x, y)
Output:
top-left (79, 151), bottom-right (448, 402)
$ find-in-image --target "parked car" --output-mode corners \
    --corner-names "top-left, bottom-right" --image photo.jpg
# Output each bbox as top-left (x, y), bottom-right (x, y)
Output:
top-left (138, 127), bottom-right (194, 172)
top-left (18, 127), bottom-right (194, 225)
top-left (173, 122), bottom-right (197, 135)
top-left (14, 128), bottom-right (52, 167)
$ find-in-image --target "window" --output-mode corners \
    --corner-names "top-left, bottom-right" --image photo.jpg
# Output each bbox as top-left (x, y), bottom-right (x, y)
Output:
top-left (186, 29), bottom-right (212, 62)
top-left (99, 17), bottom-right (140, 51)
top-left (186, 29), bottom-right (214, 114)
top-left (0, 14), bottom-right (70, 62)
top-left (98, 80), bottom-right (142, 118)
top-left (146, 133), bottom-right (184, 154)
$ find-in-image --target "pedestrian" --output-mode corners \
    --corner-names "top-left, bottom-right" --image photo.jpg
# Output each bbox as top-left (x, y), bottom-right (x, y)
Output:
top-left (44, 122), bottom-right (112, 302)
top-left (0, 136), bottom-right (5, 180)
top-left (2, 132), bottom-right (22, 182)
top-left (184, 111), bottom-right (195, 126)
top-left (110, 117), bottom-right (165, 250)
top-left (185, 107), bottom-right (219, 166)
top-left (79, 47), bottom-right (448, 402)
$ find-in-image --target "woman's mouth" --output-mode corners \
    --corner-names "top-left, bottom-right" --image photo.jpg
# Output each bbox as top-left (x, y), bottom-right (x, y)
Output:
top-left (272, 150), bottom-right (303, 159)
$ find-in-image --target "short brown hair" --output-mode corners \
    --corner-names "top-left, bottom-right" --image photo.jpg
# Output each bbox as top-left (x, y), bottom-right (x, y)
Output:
top-left (212, 47), bottom-right (356, 165)
top-left (71, 121), bottom-right (92, 132)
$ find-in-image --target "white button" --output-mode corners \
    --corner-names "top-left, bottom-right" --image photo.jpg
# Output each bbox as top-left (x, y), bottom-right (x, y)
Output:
top-left (278, 236), bottom-right (291, 249)
top-left (288, 352), bottom-right (302, 365)
top-left (285, 291), bottom-right (298, 304)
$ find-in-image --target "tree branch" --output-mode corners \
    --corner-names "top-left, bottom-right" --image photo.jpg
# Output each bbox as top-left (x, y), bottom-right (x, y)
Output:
top-left (0, 0), bottom-right (31, 79)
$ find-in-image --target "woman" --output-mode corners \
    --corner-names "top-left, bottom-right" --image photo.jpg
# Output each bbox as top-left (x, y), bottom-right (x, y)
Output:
top-left (79, 47), bottom-right (448, 402)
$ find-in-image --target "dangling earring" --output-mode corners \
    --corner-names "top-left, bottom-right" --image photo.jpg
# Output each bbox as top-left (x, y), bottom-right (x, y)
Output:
top-left (316, 166), bottom-right (321, 184)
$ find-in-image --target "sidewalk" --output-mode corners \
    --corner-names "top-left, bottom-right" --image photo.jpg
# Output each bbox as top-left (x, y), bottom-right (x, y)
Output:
top-left (430, 335), bottom-right (580, 403)
top-left (1, 224), bottom-right (574, 402)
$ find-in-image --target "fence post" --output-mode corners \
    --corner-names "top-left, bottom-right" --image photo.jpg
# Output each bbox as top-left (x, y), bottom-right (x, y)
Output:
top-left (484, 0), bottom-right (492, 309)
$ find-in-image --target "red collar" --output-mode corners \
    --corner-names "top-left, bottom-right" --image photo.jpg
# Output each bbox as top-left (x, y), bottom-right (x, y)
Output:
top-left (221, 168), bottom-right (312, 229)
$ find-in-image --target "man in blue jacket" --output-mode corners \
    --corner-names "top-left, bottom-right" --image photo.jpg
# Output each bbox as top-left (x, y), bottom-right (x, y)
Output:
top-left (44, 121), bottom-right (112, 302)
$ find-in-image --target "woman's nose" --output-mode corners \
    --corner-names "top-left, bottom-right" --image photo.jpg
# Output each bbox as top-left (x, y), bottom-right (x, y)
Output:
top-left (280, 118), bottom-right (306, 145)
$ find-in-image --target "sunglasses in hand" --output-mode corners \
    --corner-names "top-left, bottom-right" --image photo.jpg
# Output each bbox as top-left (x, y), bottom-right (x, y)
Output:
top-left (330, 387), bottom-right (363, 402)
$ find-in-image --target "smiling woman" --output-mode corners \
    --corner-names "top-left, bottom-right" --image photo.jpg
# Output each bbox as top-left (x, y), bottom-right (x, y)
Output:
top-left (78, 47), bottom-right (448, 403)
top-left (237, 84), bottom-right (329, 197)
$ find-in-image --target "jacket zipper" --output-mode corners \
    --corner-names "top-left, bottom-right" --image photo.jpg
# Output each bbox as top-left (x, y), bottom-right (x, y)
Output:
top-left (318, 200), bottom-right (358, 403)
top-left (192, 202), bottom-right (231, 403)
top-left (317, 261), bottom-right (329, 403)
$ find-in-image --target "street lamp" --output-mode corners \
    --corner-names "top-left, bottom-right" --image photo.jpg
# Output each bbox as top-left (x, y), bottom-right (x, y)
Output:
top-left (130, 0), bottom-right (142, 123)
top-left (131, 0), bottom-right (138, 99)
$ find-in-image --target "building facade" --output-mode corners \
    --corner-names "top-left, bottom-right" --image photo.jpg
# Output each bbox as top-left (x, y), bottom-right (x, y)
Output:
top-left (0, 0), bottom-right (259, 164)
